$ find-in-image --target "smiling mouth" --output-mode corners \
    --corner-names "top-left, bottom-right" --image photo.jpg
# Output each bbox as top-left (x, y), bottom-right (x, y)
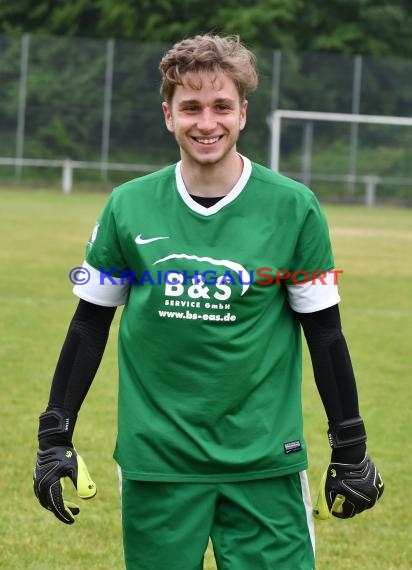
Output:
top-left (192, 136), bottom-right (223, 145)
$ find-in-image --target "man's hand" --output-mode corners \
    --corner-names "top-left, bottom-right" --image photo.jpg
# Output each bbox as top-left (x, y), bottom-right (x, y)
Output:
top-left (33, 446), bottom-right (97, 524)
top-left (314, 454), bottom-right (384, 519)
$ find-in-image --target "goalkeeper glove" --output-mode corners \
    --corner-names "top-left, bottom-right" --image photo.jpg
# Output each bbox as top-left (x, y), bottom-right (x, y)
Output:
top-left (314, 416), bottom-right (384, 519)
top-left (314, 453), bottom-right (384, 519)
top-left (33, 407), bottom-right (96, 524)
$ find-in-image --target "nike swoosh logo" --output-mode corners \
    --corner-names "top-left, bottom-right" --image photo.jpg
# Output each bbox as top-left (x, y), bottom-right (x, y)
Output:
top-left (135, 234), bottom-right (169, 245)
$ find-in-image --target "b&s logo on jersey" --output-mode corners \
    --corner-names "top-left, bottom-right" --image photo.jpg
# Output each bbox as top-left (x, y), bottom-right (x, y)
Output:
top-left (153, 253), bottom-right (252, 324)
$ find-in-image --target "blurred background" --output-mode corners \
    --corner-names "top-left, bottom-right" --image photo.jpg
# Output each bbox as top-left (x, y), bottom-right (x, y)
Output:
top-left (1, 0), bottom-right (412, 204)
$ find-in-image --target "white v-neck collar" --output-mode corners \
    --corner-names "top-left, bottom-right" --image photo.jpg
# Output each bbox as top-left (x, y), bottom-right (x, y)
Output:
top-left (175, 155), bottom-right (252, 216)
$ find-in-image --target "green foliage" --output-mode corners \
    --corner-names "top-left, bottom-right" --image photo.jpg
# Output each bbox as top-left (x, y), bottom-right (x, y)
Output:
top-left (297, 0), bottom-right (411, 56)
top-left (0, 35), bottom-right (21, 155)
top-left (1, 0), bottom-right (412, 57)
top-left (24, 35), bottom-right (106, 159)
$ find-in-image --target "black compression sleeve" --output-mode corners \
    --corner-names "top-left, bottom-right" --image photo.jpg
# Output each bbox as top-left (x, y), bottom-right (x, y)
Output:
top-left (297, 304), bottom-right (359, 422)
top-left (48, 299), bottom-right (116, 414)
top-left (297, 304), bottom-right (366, 462)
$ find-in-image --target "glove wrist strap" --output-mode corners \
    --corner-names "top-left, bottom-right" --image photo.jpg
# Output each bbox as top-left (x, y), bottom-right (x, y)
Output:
top-left (38, 407), bottom-right (77, 448)
top-left (328, 416), bottom-right (367, 449)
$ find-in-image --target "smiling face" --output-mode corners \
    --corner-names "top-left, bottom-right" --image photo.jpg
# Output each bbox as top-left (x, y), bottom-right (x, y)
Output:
top-left (162, 72), bottom-right (248, 170)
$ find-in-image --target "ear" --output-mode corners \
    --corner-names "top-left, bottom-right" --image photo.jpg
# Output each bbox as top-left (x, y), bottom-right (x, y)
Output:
top-left (162, 101), bottom-right (174, 132)
top-left (239, 99), bottom-right (248, 131)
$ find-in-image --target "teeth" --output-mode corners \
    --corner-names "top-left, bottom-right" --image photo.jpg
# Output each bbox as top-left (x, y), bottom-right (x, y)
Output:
top-left (196, 137), bottom-right (220, 144)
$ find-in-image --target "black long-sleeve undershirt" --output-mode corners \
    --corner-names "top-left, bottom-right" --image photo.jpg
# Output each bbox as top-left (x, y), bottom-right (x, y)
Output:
top-left (48, 299), bottom-right (116, 412)
top-left (297, 305), bottom-right (366, 462)
top-left (297, 305), bottom-right (360, 424)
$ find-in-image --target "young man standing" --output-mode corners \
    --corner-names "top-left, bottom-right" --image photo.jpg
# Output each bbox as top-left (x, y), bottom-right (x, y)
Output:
top-left (33, 35), bottom-right (383, 569)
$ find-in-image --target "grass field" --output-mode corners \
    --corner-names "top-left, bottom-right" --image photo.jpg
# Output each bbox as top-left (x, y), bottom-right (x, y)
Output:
top-left (0, 188), bottom-right (411, 569)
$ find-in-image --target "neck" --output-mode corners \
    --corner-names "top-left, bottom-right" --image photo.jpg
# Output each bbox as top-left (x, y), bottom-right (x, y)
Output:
top-left (180, 152), bottom-right (243, 197)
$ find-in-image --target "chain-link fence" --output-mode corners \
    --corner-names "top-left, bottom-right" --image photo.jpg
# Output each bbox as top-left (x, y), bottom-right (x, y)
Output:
top-left (1, 33), bottom-right (412, 203)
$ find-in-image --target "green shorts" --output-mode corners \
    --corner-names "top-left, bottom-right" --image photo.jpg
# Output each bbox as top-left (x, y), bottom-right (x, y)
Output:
top-left (121, 471), bottom-right (315, 570)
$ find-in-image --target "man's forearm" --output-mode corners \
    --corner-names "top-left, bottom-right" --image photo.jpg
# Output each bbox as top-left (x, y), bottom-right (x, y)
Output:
top-left (297, 304), bottom-right (366, 462)
top-left (46, 299), bottom-right (116, 419)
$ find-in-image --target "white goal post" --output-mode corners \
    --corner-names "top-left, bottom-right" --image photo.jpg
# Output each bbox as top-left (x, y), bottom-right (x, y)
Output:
top-left (269, 109), bottom-right (412, 172)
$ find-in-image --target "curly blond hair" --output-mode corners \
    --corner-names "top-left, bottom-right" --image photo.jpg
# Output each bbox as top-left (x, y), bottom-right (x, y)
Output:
top-left (159, 34), bottom-right (258, 102)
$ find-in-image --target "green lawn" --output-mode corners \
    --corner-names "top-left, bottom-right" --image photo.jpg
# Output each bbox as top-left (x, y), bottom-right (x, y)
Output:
top-left (0, 189), bottom-right (411, 569)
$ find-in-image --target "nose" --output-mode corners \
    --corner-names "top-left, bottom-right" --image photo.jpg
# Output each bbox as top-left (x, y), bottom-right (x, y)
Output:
top-left (197, 108), bottom-right (217, 132)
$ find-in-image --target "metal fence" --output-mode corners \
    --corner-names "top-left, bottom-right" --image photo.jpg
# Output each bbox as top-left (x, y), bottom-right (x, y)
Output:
top-left (1, 33), bottom-right (412, 203)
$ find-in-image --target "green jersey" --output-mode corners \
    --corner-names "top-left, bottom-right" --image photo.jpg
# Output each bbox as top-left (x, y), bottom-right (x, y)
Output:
top-left (74, 156), bottom-right (340, 482)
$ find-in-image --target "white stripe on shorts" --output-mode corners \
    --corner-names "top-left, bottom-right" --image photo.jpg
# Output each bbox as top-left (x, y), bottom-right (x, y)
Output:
top-left (299, 470), bottom-right (316, 556)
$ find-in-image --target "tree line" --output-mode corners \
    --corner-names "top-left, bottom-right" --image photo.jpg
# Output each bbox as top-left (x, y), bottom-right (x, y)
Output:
top-left (1, 0), bottom-right (412, 58)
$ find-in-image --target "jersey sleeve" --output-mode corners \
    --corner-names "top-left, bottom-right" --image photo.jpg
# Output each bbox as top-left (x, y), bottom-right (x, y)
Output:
top-left (286, 193), bottom-right (341, 313)
top-left (73, 192), bottom-right (131, 307)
